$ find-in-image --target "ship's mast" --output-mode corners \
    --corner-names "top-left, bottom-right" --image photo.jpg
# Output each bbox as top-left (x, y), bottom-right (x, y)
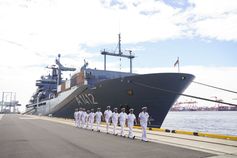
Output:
top-left (56, 54), bottom-right (62, 85)
top-left (101, 34), bottom-right (135, 73)
top-left (118, 33), bottom-right (121, 54)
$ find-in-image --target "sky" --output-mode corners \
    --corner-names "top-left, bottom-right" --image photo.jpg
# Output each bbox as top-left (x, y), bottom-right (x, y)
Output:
top-left (0, 0), bottom-right (237, 112)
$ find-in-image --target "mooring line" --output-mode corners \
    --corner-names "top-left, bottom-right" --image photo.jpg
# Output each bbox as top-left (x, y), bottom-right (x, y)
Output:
top-left (131, 81), bottom-right (237, 107)
top-left (192, 81), bottom-right (237, 94)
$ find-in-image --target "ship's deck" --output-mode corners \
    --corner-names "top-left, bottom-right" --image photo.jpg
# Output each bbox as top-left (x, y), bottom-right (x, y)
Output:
top-left (0, 114), bottom-right (236, 158)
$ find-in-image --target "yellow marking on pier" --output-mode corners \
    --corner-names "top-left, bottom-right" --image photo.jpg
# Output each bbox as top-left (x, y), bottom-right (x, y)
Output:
top-left (133, 126), bottom-right (237, 141)
top-left (198, 132), bottom-right (237, 141)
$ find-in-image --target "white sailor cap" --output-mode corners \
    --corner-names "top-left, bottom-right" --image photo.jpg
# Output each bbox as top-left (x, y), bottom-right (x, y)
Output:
top-left (114, 108), bottom-right (118, 110)
top-left (129, 108), bottom-right (134, 111)
top-left (107, 106), bottom-right (111, 108)
top-left (142, 107), bottom-right (147, 110)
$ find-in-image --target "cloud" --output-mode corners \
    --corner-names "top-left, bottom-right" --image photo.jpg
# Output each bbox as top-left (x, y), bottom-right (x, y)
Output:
top-left (0, 0), bottom-right (236, 50)
top-left (185, 0), bottom-right (237, 41)
top-left (192, 13), bottom-right (237, 41)
top-left (101, 0), bottom-right (127, 9)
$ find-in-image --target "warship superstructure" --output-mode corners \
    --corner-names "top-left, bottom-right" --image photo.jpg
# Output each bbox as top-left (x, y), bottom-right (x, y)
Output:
top-left (26, 34), bottom-right (195, 127)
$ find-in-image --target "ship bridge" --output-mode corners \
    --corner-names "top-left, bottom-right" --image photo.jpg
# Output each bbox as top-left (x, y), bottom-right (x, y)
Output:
top-left (84, 68), bottom-right (136, 86)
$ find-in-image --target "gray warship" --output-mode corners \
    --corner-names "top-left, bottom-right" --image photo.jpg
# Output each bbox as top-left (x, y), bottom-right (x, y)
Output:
top-left (25, 34), bottom-right (195, 127)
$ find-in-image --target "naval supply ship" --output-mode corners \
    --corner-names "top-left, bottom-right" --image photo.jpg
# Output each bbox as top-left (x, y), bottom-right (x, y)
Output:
top-left (25, 34), bottom-right (195, 127)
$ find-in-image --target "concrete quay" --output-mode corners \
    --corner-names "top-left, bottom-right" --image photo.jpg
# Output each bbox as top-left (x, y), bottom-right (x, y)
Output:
top-left (0, 114), bottom-right (236, 158)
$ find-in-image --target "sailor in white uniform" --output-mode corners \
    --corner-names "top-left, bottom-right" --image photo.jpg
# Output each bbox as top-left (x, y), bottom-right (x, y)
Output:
top-left (77, 108), bottom-right (83, 128)
top-left (95, 108), bottom-right (103, 132)
top-left (139, 107), bottom-right (149, 142)
top-left (104, 106), bottom-right (112, 134)
top-left (127, 109), bottom-right (137, 139)
top-left (81, 108), bottom-right (87, 128)
top-left (111, 108), bottom-right (119, 135)
top-left (86, 110), bottom-right (90, 128)
top-left (89, 109), bottom-right (95, 130)
top-left (74, 108), bottom-right (78, 127)
top-left (119, 108), bottom-right (127, 137)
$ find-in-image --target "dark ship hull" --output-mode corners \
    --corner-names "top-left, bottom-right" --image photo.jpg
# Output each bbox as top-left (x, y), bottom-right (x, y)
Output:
top-left (42, 72), bottom-right (194, 127)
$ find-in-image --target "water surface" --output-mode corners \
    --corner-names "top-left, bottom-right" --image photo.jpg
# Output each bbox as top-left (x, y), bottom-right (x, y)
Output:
top-left (162, 111), bottom-right (237, 136)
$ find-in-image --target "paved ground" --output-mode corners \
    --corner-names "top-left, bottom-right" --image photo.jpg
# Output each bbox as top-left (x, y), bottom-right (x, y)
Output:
top-left (0, 114), bottom-right (4, 120)
top-left (0, 114), bottom-right (215, 158)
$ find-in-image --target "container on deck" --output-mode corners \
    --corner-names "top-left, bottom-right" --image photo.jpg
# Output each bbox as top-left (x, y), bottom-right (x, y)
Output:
top-left (71, 71), bottom-right (84, 87)
top-left (61, 82), bottom-right (66, 91)
top-left (57, 85), bottom-right (61, 93)
top-left (65, 80), bottom-right (71, 89)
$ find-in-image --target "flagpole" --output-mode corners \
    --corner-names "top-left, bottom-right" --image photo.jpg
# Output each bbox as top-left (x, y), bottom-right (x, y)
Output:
top-left (174, 57), bottom-right (180, 73)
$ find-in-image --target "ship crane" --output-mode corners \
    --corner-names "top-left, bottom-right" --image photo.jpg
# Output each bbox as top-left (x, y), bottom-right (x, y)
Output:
top-left (101, 34), bottom-right (135, 73)
top-left (55, 54), bottom-right (76, 85)
top-left (211, 96), bottom-right (224, 110)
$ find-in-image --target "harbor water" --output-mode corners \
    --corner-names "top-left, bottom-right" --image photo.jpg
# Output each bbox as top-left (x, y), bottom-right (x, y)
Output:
top-left (162, 111), bottom-right (237, 136)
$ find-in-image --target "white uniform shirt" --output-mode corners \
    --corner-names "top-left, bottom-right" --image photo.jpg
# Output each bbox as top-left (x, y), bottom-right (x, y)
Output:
top-left (85, 113), bottom-right (89, 120)
top-left (111, 112), bottom-right (119, 124)
top-left (127, 113), bottom-right (136, 125)
top-left (74, 111), bottom-right (78, 119)
top-left (119, 112), bottom-right (128, 123)
top-left (139, 112), bottom-right (149, 125)
top-left (89, 112), bottom-right (95, 121)
top-left (104, 110), bottom-right (112, 121)
top-left (81, 111), bottom-right (87, 121)
top-left (77, 111), bottom-right (82, 120)
top-left (95, 111), bottom-right (103, 122)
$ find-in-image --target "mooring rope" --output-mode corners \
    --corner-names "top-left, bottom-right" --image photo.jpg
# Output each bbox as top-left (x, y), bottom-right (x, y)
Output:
top-left (131, 81), bottom-right (237, 107)
top-left (192, 81), bottom-right (237, 94)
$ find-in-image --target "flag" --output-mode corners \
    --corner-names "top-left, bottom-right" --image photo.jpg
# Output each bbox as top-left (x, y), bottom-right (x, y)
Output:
top-left (174, 58), bottom-right (179, 67)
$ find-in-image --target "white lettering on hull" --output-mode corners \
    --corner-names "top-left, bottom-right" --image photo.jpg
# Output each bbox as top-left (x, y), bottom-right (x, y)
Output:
top-left (75, 93), bottom-right (98, 105)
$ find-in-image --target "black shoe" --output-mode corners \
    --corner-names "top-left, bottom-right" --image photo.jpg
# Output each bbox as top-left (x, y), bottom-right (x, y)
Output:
top-left (132, 136), bottom-right (135, 139)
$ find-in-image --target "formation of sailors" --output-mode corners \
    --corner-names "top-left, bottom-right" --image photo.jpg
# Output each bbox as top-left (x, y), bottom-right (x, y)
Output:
top-left (74, 106), bottom-right (149, 142)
